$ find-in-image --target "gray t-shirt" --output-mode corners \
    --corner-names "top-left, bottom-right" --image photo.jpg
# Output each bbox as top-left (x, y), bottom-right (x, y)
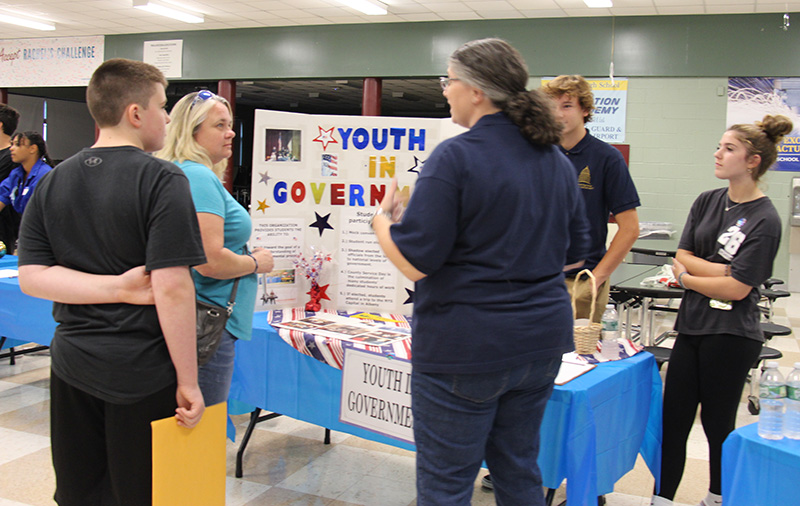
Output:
top-left (675, 187), bottom-right (780, 342)
top-left (19, 146), bottom-right (207, 403)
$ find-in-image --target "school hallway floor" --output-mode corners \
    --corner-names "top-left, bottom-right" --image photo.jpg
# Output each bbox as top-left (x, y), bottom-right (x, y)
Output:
top-left (3, 294), bottom-right (798, 506)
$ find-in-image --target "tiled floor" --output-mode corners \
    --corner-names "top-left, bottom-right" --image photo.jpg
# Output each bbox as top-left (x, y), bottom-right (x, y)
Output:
top-left (1, 293), bottom-right (798, 506)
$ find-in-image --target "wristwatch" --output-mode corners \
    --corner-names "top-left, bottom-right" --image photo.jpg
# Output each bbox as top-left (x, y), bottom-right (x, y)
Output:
top-left (369, 207), bottom-right (392, 229)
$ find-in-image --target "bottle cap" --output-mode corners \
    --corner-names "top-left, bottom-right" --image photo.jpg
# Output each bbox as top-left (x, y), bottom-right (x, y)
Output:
top-left (795, 362), bottom-right (800, 369)
top-left (606, 304), bottom-right (614, 309)
top-left (766, 361), bottom-right (779, 368)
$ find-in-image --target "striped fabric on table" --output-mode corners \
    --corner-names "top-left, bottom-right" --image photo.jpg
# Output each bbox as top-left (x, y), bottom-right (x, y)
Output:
top-left (267, 308), bottom-right (412, 369)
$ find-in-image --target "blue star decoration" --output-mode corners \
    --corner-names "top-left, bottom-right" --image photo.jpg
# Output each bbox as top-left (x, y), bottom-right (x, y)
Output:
top-left (403, 287), bottom-right (414, 305)
top-left (258, 171), bottom-right (272, 185)
top-left (408, 156), bottom-right (425, 174)
top-left (309, 212), bottom-right (334, 236)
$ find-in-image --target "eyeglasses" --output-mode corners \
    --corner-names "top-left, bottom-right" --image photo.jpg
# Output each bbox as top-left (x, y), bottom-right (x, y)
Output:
top-left (439, 77), bottom-right (461, 91)
top-left (189, 89), bottom-right (217, 110)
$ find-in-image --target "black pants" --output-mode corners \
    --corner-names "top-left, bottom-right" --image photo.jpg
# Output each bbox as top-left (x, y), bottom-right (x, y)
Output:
top-left (658, 333), bottom-right (762, 499)
top-left (50, 370), bottom-right (178, 506)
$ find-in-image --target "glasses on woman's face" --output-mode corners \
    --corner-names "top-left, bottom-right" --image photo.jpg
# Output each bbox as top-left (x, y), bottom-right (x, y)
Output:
top-left (439, 77), bottom-right (461, 91)
top-left (189, 90), bottom-right (217, 110)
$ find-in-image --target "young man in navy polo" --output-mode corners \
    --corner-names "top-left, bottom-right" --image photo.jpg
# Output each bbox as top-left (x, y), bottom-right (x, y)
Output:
top-left (543, 74), bottom-right (640, 323)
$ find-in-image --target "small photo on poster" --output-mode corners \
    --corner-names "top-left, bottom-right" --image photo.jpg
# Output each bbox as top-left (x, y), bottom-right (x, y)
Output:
top-left (263, 268), bottom-right (296, 285)
top-left (265, 129), bottom-right (302, 162)
top-left (321, 153), bottom-right (339, 176)
top-left (259, 269), bottom-right (295, 306)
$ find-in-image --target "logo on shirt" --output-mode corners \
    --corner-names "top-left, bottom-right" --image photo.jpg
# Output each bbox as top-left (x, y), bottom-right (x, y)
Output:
top-left (84, 156), bottom-right (103, 167)
top-left (578, 166), bottom-right (593, 190)
top-left (717, 221), bottom-right (747, 261)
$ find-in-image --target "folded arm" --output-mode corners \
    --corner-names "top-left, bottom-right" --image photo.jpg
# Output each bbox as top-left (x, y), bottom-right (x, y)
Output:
top-left (672, 251), bottom-right (751, 301)
top-left (19, 264), bottom-right (153, 305)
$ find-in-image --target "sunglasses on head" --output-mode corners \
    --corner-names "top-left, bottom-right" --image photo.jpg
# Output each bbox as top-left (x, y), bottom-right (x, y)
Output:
top-left (189, 90), bottom-right (218, 110)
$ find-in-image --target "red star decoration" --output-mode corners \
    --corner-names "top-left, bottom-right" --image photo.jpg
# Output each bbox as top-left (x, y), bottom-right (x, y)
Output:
top-left (307, 283), bottom-right (331, 301)
top-left (312, 126), bottom-right (338, 151)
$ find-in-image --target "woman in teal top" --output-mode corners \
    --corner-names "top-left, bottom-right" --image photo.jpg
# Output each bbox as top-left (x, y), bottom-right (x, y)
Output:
top-left (159, 90), bottom-right (274, 405)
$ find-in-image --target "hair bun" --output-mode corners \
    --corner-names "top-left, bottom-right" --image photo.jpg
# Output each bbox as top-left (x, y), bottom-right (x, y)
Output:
top-left (758, 114), bottom-right (793, 144)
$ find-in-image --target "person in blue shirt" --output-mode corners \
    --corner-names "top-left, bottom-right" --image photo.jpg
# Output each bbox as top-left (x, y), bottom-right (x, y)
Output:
top-left (372, 38), bottom-right (589, 506)
top-left (158, 90), bottom-right (274, 406)
top-left (542, 76), bottom-right (640, 323)
top-left (0, 131), bottom-right (53, 218)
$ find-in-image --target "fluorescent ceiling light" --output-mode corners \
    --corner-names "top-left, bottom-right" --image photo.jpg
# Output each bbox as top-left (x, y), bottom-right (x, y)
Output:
top-left (584, 0), bottom-right (612, 7)
top-left (0, 14), bottom-right (56, 31)
top-left (132, 0), bottom-right (204, 23)
top-left (336, 0), bottom-right (388, 16)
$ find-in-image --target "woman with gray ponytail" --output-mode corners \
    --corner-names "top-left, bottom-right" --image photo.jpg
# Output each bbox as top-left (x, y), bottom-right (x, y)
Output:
top-left (372, 38), bottom-right (590, 505)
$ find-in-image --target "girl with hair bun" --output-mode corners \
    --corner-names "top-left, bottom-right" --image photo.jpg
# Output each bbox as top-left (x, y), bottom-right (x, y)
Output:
top-left (372, 38), bottom-right (590, 505)
top-left (652, 115), bottom-right (792, 506)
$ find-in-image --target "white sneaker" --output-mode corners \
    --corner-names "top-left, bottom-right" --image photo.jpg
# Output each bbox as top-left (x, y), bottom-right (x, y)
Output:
top-left (650, 496), bottom-right (673, 506)
top-left (698, 491), bottom-right (722, 506)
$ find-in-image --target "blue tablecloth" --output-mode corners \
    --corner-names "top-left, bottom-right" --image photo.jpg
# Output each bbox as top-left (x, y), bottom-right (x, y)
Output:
top-left (230, 311), bottom-right (663, 506)
top-left (0, 256), bottom-right (56, 350)
top-left (722, 423), bottom-right (800, 506)
top-left (0, 266), bottom-right (663, 506)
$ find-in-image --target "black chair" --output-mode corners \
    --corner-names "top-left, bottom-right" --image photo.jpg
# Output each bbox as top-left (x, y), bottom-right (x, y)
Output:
top-left (760, 278), bottom-right (790, 322)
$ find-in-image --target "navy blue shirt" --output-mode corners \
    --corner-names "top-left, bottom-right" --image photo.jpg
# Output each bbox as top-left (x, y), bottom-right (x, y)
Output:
top-left (561, 130), bottom-right (639, 274)
top-left (0, 158), bottom-right (53, 214)
top-left (391, 112), bottom-right (590, 374)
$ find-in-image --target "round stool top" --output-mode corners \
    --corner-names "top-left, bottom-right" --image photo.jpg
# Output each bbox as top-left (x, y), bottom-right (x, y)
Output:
top-left (761, 322), bottom-right (792, 338)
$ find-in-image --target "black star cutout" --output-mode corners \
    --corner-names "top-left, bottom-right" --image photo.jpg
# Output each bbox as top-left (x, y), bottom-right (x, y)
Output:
top-left (407, 156), bottom-right (425, 175)
top-left (309, 212), bottom-right (334, 236)
top-left (403, 287), bottom-right (414, 305)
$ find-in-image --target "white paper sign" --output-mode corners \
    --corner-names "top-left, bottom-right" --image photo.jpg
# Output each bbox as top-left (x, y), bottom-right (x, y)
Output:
top-left (143, 40), bottom-right (183, 78)
top-left (340, 348), bottom-right (414, 444)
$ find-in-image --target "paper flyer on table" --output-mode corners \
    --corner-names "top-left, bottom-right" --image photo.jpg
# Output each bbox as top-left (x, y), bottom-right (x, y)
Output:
top-left (556, 352), bottom-right (596, 385)
top-left (272, 313), bottom-right (411, 345)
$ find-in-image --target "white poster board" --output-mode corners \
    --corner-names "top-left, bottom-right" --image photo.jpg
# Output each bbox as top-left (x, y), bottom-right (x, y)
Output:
top-left (250, 110), bottom-right (464, 314)
top-left (340, 347), bottom-right (413, 444)
top-left (0, 36), bottom-right (104, 87)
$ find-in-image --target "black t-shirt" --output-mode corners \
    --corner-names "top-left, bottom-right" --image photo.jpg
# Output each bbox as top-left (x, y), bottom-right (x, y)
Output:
top-left (675, 187), bottom-right (780, 341)
top-left (19, 146), bottom-right (207, 403)
top-left (0, 147), bottom-right (20, 250)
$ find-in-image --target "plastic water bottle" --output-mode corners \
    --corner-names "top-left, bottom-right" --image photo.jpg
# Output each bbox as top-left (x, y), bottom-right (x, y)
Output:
top-left (785, 362), bottom-right (800, 439)
top-left (758, 361), bottom-right (786, 440)
top-left (601, 304), bottom-right (620, 360)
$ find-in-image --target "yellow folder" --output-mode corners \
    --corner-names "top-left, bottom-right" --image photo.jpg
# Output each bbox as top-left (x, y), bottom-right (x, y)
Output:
top-left (151, 402), bottom-right (227, 506)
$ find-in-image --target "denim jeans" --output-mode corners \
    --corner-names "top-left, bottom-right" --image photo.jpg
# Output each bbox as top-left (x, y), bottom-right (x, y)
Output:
top-left (412, 357), bottom-right (561, 506)
top-left (198, 329), bottom-right (236, 406)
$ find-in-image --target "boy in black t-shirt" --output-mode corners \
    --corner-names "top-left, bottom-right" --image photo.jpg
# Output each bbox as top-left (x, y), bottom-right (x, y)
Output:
top-left (18, 59), bottom-right (207, 506)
